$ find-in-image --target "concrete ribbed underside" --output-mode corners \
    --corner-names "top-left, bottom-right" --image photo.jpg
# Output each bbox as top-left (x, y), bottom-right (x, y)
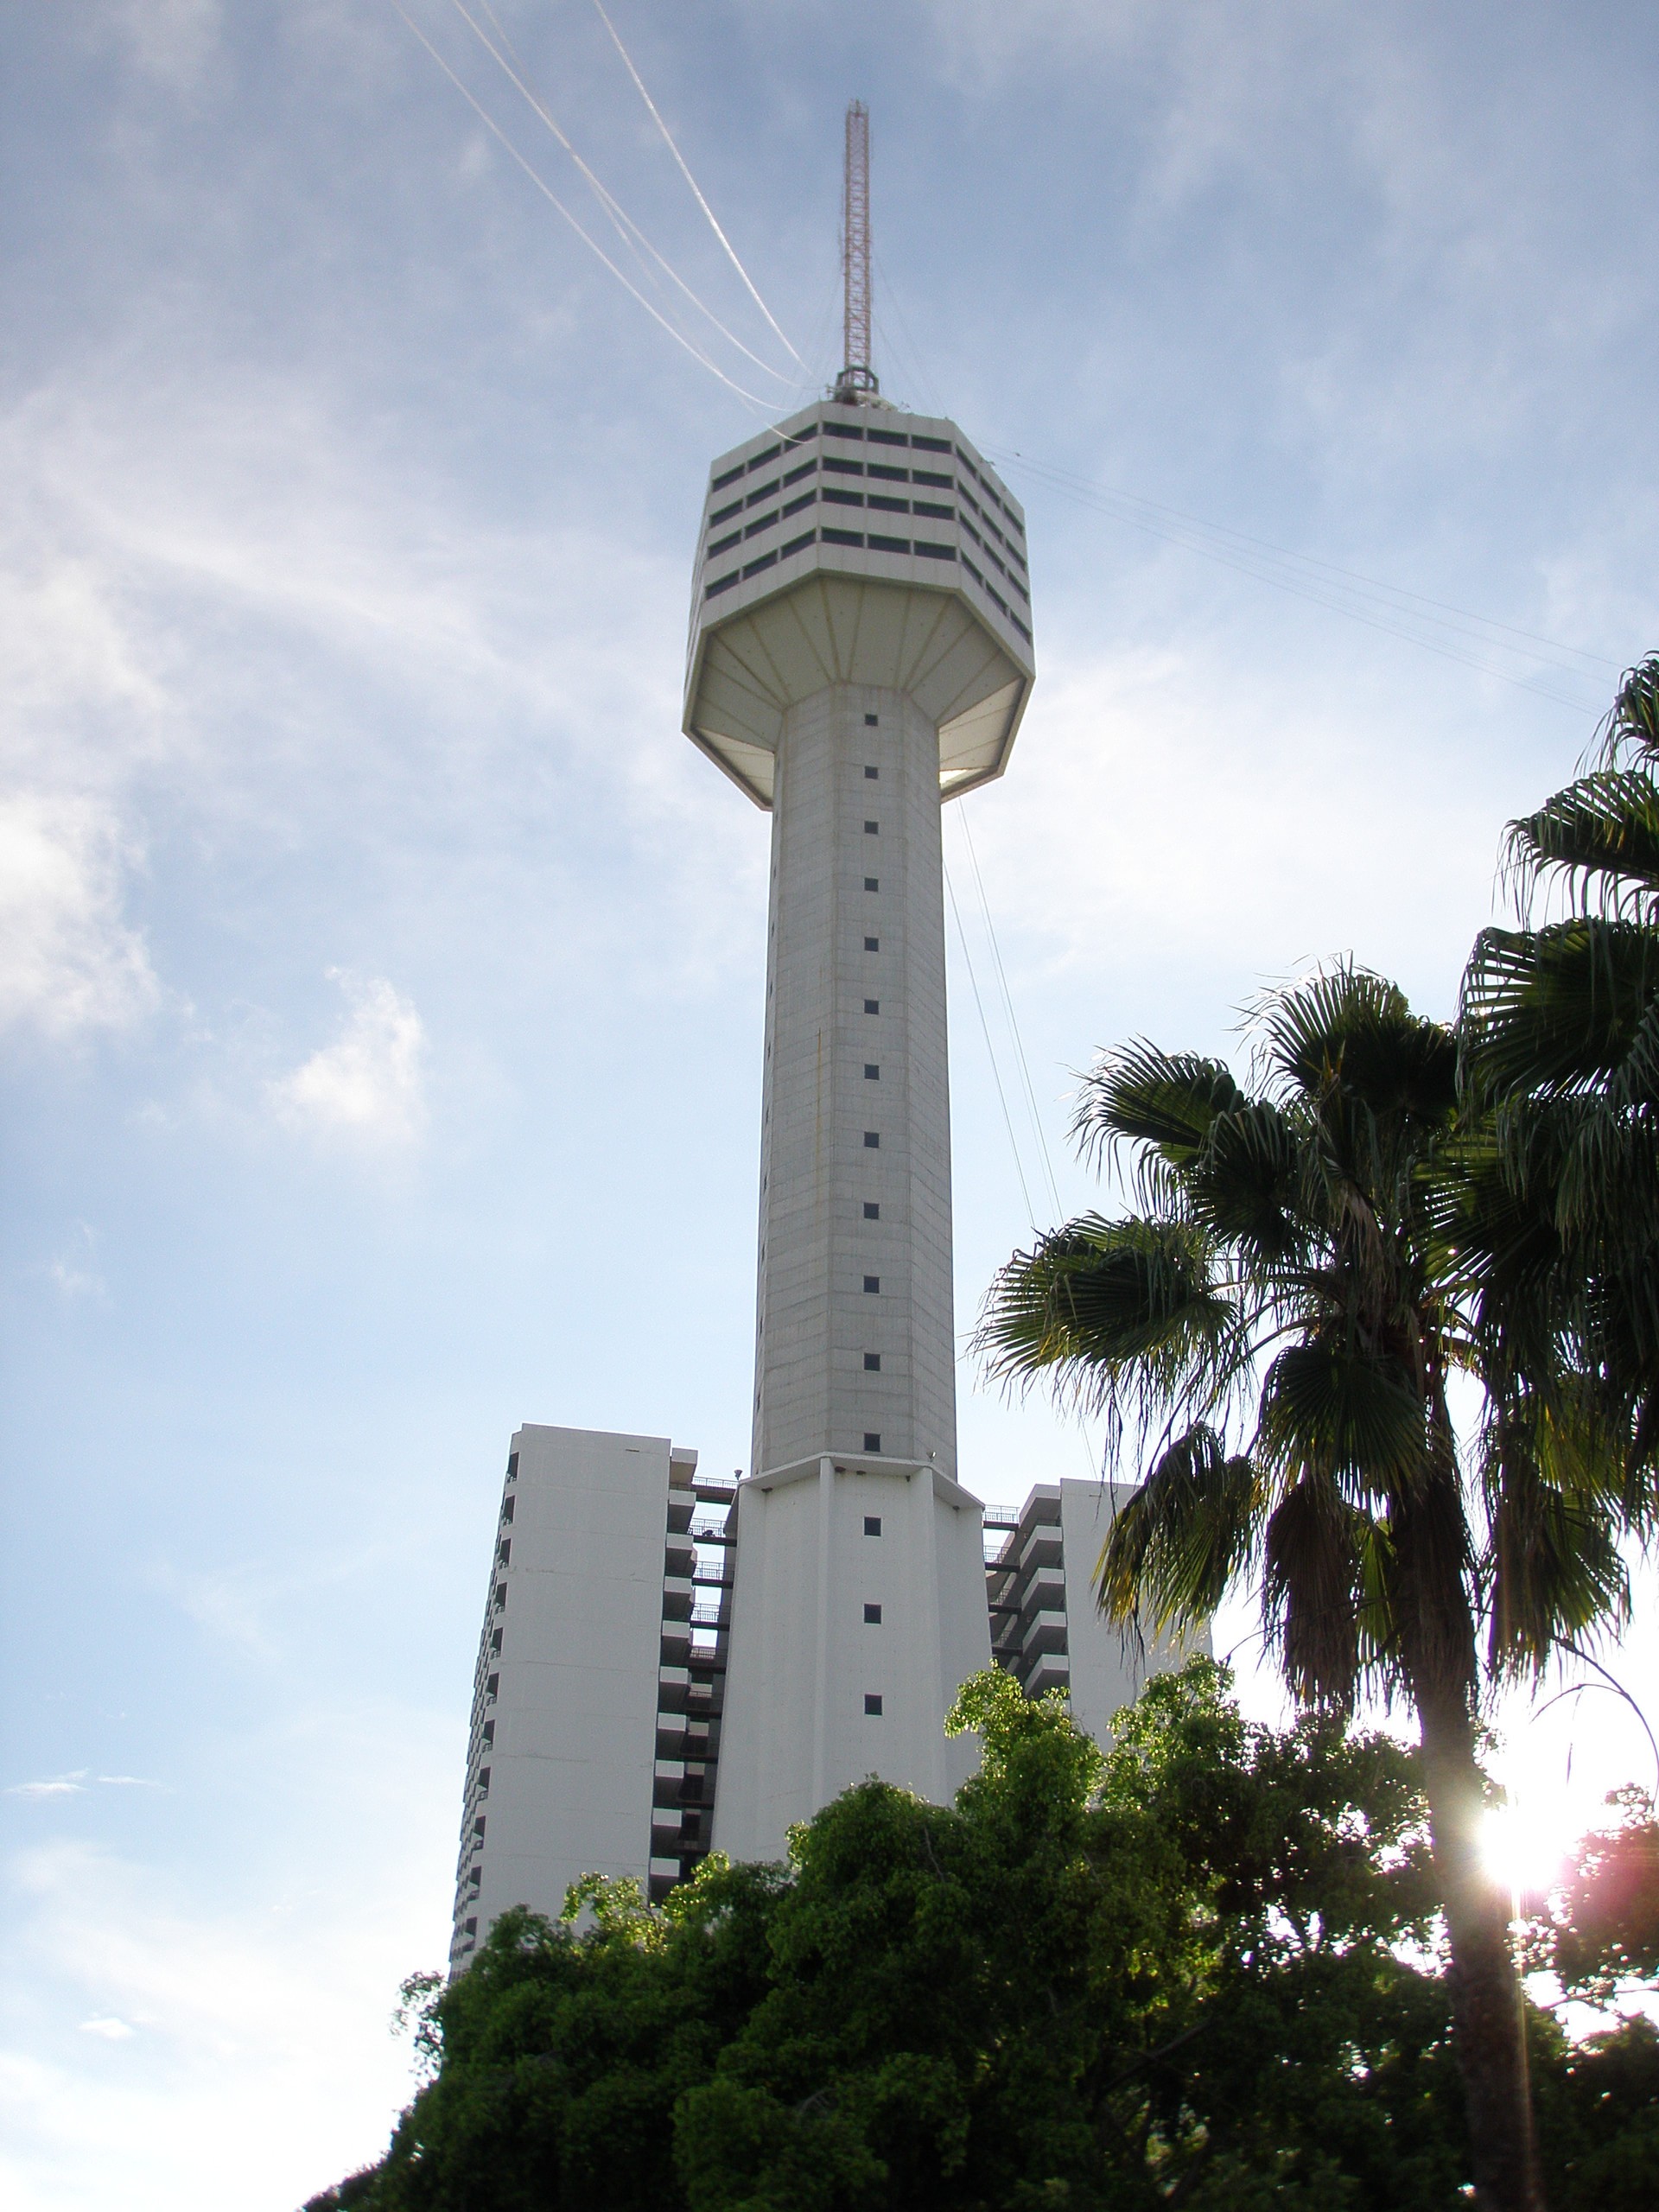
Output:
top-left (688, 575), bottom-right (1027, 808)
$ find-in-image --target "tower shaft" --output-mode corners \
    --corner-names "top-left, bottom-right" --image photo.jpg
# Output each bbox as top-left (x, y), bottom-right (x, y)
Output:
top-left (753, 684), bottom-right (956, 1481)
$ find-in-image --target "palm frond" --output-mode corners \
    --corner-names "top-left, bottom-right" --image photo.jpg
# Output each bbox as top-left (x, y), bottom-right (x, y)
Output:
top-left (1378, 1459), bottom-right (1478, 1705)
top-left (1183, 1099), bottom-right (1313, 1265)
top-left (1261, 1478), bottom-right (1371, 1711)
top-left (1461, 917), bottom-right (1659, 1100)
top-left (975, 1213), bottom-right (1246, 1430)
top-left (1094, 1424), bottom-right (1261, 1633)
top-left (1482, 1408), bottom-right (1632, 1680)
top-left (1071, 1041), bottom-right (1247, 1178)
top-left (1501, 767), bottom-right (1659, 922)
top-left (1255, 1338), bottom-right (1429, 1497)
top-left (1595, 652), bottom-right (1659, 771)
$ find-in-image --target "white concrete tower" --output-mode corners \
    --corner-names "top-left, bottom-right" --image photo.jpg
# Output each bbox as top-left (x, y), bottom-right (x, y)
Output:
top-left (685, 123), bottom-right (1037, 1859)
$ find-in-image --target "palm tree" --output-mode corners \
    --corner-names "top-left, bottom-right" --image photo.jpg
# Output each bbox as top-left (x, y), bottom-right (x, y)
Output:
top-left (1459, 653), bottom-right (1659, 1490)
top-left (976, 963), bottom-right (1632, 2212)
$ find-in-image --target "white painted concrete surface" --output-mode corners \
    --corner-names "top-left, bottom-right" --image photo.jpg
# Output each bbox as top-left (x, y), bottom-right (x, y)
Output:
top-left (448, 1425), bottom-right (689, 1968)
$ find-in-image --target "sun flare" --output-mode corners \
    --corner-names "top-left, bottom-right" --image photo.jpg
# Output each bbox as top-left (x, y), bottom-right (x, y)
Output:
top-left (1481, 1802), bottom-right (1571, 1899)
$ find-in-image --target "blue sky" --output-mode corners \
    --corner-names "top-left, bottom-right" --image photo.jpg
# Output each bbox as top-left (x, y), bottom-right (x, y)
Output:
top-left (3, 3), bottom-right (1658, 2204)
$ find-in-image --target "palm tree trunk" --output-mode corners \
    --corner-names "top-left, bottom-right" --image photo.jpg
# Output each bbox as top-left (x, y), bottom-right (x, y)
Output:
top-left (1414, 1681), bottom-right (1544, 2212)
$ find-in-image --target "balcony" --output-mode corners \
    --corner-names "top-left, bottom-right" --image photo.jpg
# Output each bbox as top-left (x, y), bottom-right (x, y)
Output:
top-left (1024, 1652), bottom-right (1071, 1698)
top-left (1017, 1523), bottom-right (1063, 1573)
top-left (1020, 1608), bottom-right (1069, 1660)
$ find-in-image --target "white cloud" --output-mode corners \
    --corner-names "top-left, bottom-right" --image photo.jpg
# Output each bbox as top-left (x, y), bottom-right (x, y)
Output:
top-left (271, 972), bottom-right (428, 1147)
top-left (92, 0), bottom-right (222, 90)
top-left (0, 1710), bottom-right (455, 2212)
top-left (48, 1224), bottom-right (106, 1302)
top-left (5, 1778), bottom-right (88, 1803)
top-left (0, 797), bottom-right (161, 1039)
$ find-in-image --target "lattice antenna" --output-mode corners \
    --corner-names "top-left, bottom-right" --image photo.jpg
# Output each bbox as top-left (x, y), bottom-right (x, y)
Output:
top-left (834, 100), bottom-right (879, 404)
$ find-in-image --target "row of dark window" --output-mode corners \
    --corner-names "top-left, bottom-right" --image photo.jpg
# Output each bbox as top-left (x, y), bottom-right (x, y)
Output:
top-left (700, 512), bottom-right (1031, 647)
top-left (703, 526), bottom-right (959, 600)
top-left (708, 420), bottom-right (1023, 535)
top-left (708, 422), bottom-right (823, 493)
top-left (705, 467), bottom-right (1021, 575)
top-left (959, 513), bottom-right (1031, 603)
top-left (959, 550), bottom-right (1035, 645)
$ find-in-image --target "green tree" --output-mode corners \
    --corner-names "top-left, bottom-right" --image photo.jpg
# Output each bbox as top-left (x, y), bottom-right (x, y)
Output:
top-left (1538, 1786), bottom-right (1659, 2007)
top-left (311, 1659), bottom-right (1481, 2211)
top-left (975, 958), bottom-right (1636, 2210)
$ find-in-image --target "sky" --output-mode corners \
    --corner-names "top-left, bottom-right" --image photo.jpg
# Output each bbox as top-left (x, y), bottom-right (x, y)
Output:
top-left (3, 2), bottom-right (1658, 2204)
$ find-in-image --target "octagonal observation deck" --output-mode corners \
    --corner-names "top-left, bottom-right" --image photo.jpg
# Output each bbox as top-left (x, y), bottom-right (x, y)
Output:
top-left (683, 401), bottom-right (1035, 807)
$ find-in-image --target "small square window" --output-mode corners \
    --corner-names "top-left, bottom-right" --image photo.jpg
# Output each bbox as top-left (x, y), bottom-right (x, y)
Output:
top-left (864, 876), bottom-right (879, 892)
top-left (864, 998), bottom-right (879, 1014)
top-left (863, 1131), bottom-right (880, 1148)
top-left (864, 820), bottom-right (879, 835)
top-left (863, 1431), bottom-right (881, 1451)
top-left (863, 1351), bottom-right (880, 1370)
top-left (864, 1063), bottom-right (880, 1080)
top-left (862, 1201), bottom-right (880, 1220)
top-left (864, 935), bottom-right (879, 951)
top-left (865, 1693), bottom-right (884, 1714)
top-left (863, 1274), bottom-right (880, 1293)
top-left (864, 1602), bottom-right (882, 1624)
top-left (865, 715), bottom-right (880, 728)
top-left (864, 1516), bottom-right (882, 1535)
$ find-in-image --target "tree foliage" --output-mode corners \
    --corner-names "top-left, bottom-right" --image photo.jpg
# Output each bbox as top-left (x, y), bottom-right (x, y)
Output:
top-left (304, 1662), bottom-right (1655, 2212)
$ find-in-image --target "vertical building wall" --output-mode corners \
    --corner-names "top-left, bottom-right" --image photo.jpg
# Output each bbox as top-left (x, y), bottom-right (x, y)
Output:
top-left (449, 1425), bottom-right (728, 1970)
top-left (712, 1455), bottom-right (988, 1866)
top-left (717, 670), bottom-right (989, 1866)
top-left (752, 683), bottom-right (956, 1481)
top-left (986, 1478), bottom-right (1207, 1747)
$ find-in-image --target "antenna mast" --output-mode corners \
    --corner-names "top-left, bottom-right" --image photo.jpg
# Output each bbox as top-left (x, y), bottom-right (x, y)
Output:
top-left (834, 100), bottom-right (878, 404)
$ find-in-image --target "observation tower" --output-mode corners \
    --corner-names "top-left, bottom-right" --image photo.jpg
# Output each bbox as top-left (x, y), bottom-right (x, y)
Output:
top-left (686, 104), bottom-right (1038, 1859)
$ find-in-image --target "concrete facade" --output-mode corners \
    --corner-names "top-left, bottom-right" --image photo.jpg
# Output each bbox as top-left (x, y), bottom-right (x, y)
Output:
top-left (448, 1426), bottom-right (734, 1968)
top-left (689, 400), bottom-right (1033, 1861)
top-left (749, 683), bottom-right (957, 1481)
top-left (985, 1480), bottom-right (1210, 1743)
